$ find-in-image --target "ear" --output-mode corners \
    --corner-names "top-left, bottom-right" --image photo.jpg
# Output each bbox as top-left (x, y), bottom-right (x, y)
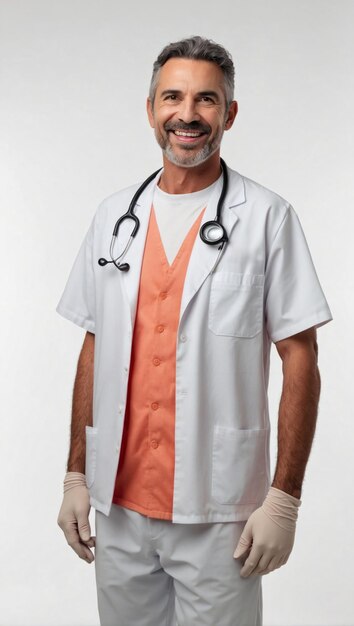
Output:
top-left (224, 100), bottom-right (238, 130)
top-left (146, 97), bottom-right (155, 129)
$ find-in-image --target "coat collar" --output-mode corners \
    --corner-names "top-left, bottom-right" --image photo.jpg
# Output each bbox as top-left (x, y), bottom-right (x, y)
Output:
top-left (120, 164), bottom-right (246, 329)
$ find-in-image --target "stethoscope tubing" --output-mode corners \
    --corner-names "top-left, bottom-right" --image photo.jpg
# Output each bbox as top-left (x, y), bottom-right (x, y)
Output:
top-left (98, 158), bottom-right (229, 271)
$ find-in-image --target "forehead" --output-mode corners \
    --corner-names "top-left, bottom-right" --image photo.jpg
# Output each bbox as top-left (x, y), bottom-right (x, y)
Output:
top-left (155, 58), bottom-right (225, 95)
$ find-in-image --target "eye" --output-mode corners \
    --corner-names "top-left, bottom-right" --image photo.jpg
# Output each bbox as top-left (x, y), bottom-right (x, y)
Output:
top-left (200, 96), bottom-right (215, 105)
top-left (164, 94), bottom-right (178, 101)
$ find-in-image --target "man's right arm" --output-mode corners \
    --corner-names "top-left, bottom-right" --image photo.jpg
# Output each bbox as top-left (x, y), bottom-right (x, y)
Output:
top-left (57, 331), bottom-right (96, 564)
top-left (67, 331), bottom-right (95, 473)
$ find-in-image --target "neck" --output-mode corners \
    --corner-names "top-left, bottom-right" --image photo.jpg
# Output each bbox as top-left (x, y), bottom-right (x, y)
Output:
top-left (158, 153), bottom-right (222, 194)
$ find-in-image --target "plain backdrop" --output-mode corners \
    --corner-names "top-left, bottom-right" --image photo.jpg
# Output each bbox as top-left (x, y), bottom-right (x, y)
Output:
top-left (0, 1), bottom-right (353, 625)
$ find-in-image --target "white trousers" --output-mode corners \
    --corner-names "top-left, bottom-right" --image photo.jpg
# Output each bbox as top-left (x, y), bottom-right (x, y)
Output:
top-left (94, 504), bottom-right (262, 626)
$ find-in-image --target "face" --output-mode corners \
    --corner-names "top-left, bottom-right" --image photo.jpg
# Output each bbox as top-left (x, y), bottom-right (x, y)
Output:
top-left (147, 58), bottom-right (237, 168)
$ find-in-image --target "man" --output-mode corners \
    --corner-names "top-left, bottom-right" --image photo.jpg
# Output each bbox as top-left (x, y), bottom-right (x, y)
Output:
top-left (57, 36), bottom-right (332, 626)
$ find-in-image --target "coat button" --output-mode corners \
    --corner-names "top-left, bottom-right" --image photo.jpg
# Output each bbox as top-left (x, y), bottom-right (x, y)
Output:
top-left (156, 324), bottom-right (165, 333)
top-left (153, 357), bottom-right (161, 366)
top-left (151, 402), bottom-right (159, 410)
top-left (160, 292), bottom-right (168, 300)
top-left (151, 440), bottom-right (159, 449)
top-left (180, 335), bottom-right (187, 342)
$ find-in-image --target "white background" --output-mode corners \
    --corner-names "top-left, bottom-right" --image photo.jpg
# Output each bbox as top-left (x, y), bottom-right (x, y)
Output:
top-left (0, 1), bottom-right (352, 625)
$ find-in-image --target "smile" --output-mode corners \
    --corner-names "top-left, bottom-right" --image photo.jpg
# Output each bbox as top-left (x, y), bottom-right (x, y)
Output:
top-left (174, 130), bottom-right (204, 137)
top-left (169, 129), bottom-right (207, 144)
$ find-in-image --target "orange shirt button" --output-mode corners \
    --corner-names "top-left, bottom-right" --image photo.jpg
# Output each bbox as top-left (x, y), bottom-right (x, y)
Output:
top-left (151, 402), bottom-right (159, 410)
top-left (156, 325), bottom-right (165, 333)
top-left (160, 292), bottom-right (168, 300)
top-left (151, 440), bottom-right (159, 449)
top-left (153, 357), bottom-right (161, 366)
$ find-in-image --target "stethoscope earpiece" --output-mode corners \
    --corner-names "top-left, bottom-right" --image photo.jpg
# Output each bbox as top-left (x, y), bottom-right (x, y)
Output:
top-left (99, 159), bottom-right (229, 271)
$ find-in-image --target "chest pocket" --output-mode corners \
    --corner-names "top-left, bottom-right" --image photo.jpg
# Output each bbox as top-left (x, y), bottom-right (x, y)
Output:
top-left (208, 272), bottom-right (264, 338)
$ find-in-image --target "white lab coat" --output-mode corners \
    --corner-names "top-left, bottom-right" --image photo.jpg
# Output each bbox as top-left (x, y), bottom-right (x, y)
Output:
top-left (56, 166), bottom-right (332, 523)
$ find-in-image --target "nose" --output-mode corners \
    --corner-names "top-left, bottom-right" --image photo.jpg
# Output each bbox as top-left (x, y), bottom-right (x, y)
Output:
top-left (178, 97), bottom-right (200, 124)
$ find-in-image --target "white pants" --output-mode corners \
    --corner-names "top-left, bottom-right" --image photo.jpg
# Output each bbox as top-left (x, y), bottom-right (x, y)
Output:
top-left (94, 504), bottom-right (262, 626)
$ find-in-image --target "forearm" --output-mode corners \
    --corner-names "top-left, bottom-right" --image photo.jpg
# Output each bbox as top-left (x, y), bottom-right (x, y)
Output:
top-left (67, 331), bottom-right (95, 473)
top-left (272, 335), bottom-right (321, 499)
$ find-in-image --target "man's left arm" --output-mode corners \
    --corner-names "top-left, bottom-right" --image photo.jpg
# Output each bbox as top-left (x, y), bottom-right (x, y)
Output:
top-left (234, 327), bottom-right (320, 576)
top-left (272, 326), bottom-right (320, 498)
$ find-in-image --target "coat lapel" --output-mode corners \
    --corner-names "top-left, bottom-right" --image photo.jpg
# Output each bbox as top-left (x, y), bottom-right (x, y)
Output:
top-left (179, 167), bottom-right (246, 325)
top-left (119, 172), bottom-right (160, 328)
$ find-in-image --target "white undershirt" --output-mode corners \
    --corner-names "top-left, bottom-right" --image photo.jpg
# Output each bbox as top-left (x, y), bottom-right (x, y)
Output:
top-left (152, 175), bottom-right (222, 265)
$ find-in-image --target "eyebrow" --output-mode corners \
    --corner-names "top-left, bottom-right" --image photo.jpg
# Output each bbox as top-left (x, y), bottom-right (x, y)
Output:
top-left (160, 89), bottom-right (221, 101)
top-left (198, 91), bottom-right (221, 100)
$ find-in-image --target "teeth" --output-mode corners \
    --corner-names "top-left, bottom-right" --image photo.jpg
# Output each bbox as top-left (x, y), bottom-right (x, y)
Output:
top-left (174, 131), bottom-right (202, 137)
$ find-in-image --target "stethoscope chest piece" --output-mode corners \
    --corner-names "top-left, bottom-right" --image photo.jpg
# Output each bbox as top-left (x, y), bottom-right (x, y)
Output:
top-left (200, 220), bottom-right (228, 246)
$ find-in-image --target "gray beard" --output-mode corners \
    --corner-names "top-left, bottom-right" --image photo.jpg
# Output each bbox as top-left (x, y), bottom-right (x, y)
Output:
top-left (156, 129), bottom-right (223, 168)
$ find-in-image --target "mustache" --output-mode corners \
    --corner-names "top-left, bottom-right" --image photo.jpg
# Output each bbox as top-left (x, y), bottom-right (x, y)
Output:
top-left (164, 121), bottom-right (211, 134)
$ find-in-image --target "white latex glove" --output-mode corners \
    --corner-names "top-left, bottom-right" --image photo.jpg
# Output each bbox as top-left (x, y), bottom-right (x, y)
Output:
top-left (233, 486), bottom-right (301, 577)
top-left (57, 472), bottom-right (95, 564)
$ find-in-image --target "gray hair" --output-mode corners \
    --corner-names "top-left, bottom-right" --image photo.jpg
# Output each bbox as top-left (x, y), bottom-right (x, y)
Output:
top-left (149, 36), bottom-right (235, 108)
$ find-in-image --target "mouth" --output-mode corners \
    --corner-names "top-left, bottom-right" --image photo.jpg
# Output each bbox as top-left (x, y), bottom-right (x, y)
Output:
top-left (169, 129), bottom-right (207, 144)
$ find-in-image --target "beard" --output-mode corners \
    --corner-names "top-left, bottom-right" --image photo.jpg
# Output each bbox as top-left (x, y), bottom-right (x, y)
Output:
top-left (154, 121), bottom-right (224, 168)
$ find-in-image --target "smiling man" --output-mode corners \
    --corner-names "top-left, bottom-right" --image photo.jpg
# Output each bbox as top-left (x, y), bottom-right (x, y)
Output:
top-left (147, 57), bottom-right (236, 172)
top-left (57, 37), bottom-right (332, 626)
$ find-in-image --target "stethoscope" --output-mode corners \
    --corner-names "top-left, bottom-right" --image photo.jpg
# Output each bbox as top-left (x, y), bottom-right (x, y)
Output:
top-left (98, 158), bottom-right (229, 272)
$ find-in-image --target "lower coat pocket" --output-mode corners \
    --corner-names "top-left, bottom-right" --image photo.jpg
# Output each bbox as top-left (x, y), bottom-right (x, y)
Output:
top-left (211, 426), bottom-right (268, 505)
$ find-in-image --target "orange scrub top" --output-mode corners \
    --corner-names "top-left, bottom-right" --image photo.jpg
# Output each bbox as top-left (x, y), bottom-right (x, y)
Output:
top-left (113, 205), bottom-right (206, 519)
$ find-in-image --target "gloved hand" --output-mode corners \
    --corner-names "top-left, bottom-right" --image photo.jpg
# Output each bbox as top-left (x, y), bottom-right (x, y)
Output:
top-left (57, 472), bottom-right (95, 564)
top-left (233, 486), bottom-right (301, 577)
